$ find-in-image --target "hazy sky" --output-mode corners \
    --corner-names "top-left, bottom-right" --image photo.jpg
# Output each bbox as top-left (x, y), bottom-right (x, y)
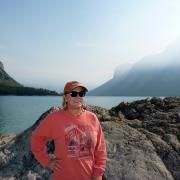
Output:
top-left (0, 0), bottom-right (180, 91)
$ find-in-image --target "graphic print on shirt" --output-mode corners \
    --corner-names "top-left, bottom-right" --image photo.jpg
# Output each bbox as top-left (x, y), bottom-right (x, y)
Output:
top-left (65, 124), bottom-right (95, 159)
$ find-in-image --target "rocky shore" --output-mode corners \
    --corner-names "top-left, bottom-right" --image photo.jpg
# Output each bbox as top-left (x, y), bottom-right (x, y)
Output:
top-left (0, 97), bottom-right (180, 180)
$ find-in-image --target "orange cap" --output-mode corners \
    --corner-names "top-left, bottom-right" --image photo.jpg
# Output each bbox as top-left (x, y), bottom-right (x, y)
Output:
top-left (64, 81), bottom-right (88, 94)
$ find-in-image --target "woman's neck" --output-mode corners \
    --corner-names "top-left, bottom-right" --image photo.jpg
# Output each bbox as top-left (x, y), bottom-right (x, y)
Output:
top-left (67, 107), bottom-right (84, 116)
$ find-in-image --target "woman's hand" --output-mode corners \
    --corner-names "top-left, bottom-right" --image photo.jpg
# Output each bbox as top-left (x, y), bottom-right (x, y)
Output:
top-left (47, 157), bottom-right (63, 171)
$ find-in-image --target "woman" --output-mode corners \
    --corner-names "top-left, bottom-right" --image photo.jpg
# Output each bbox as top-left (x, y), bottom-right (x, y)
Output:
top-left (31, 81), bottom-right (107, 180)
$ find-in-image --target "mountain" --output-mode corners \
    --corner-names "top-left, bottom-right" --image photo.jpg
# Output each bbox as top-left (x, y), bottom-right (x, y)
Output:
top-left (0, 61), bottom-right (59, 95)
top-left (0, 61), bottom-right (22, 87)
top-left (89, 41), bottom-right (180, 96)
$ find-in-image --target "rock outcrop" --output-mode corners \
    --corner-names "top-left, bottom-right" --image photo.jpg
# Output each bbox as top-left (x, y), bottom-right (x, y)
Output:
top-left (0, 97), bottom-right (180, 180)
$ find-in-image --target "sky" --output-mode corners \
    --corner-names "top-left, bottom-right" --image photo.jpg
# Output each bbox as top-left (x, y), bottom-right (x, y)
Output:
top-left (0, 0), bottom-right (180, 92)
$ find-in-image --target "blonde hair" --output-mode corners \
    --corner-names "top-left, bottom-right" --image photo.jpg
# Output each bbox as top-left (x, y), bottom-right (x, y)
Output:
top-left (62, 95), bottom-right (67, 109)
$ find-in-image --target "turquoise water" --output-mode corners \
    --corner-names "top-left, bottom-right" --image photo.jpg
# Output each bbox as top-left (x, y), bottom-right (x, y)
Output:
top-left (0, 96), bottom-right (148, 134)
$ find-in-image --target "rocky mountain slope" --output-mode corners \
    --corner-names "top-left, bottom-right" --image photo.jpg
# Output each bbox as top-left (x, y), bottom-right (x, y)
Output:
top-left (89, 41), bottom-right (180, 96)
top-left (0, 61), bottom-right (22, 87)
top-left (0, 61), bottom-right (59, 95)
top-left (0, 97), bottom-right (180, 180)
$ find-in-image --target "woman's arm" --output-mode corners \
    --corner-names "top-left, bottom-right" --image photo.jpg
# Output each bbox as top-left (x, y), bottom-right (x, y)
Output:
top-left (31, 115), bottom-right (53, 167)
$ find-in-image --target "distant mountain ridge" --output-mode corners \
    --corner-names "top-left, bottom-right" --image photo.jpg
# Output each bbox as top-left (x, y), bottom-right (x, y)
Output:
top-left (0, 61), bottom-right (22, 87)
top-left (0, 61), bottom-right (59, 95)
top-left (89, 41), bottom-right (180, 96)
top-left (0, 61), bottom-right (3, 69)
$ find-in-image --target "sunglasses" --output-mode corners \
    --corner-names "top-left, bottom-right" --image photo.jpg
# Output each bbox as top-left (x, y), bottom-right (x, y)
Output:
top-left (68, 91), bottom-right (86, 97)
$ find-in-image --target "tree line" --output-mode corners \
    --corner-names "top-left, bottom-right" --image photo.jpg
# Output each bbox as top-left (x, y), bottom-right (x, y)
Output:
top-left (0, 85), bottom-right (59, 96)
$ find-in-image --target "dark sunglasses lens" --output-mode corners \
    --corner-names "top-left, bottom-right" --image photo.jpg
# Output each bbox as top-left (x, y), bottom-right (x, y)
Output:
top-left (70, 91), bottom-right (78, 97)
top-left (79, 91), bottom-right (86, 97)
top-left (70, 91), bottom-right (86, 97)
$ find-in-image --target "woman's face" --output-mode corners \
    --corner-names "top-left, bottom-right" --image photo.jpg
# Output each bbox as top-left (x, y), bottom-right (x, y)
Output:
top-left (64, 86), bottom-right (85, 110)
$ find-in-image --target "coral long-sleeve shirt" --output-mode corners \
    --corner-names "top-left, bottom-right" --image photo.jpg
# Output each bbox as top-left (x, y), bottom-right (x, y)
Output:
top-left (31, 109), bottom-right (106, 180)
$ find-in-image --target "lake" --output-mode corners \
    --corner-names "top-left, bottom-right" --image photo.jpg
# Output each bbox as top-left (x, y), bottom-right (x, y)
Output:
top-left (0, 96), bottom-right (149, 134)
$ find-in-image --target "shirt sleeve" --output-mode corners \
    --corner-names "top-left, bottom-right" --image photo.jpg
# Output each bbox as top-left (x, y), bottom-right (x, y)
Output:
top-left (31, 114), bottom-right (53, 168)
top-left (92, 116), bottom-right (107, 178)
